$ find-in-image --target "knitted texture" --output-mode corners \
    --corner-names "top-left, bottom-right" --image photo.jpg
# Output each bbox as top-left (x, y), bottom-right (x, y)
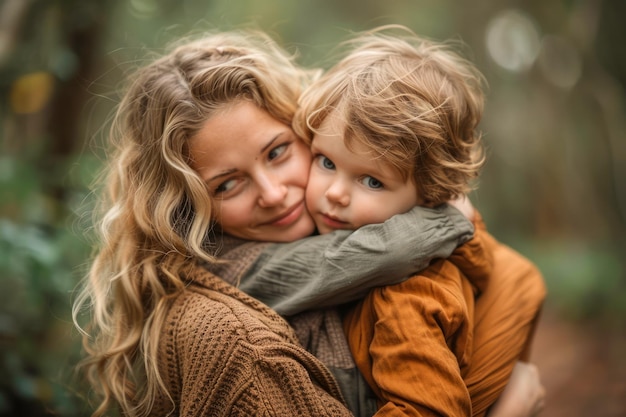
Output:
top-left (203, 235), bottom-right (356, 369)
top-left (151, 264), bottom-right (352, 417)
top-left (202, 234), bottom-right (369, 413)
top-left (288, 309), bottom-right (354, 369)
top-left (204, 234), bottom-right (271, 286)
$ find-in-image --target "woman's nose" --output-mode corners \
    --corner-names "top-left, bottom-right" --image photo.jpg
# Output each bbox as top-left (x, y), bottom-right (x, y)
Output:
top-left (325, 180), bottom-right (350, 206)
top-left (257, 174), bottom-right (288, 208)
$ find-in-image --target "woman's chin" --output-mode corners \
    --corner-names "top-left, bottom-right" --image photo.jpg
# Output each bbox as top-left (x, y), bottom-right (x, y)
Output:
top-left (265, 217), bottom-right (316, 242)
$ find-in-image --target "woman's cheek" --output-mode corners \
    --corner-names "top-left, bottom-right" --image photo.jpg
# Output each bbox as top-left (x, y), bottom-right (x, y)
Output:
top-left (213, 201), bottom-right (247, 234)
top-left (304, 175), bottom-right (319, 211)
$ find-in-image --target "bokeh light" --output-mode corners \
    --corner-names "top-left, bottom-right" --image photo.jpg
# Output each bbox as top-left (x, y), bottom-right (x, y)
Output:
top-left (9, 72), bottom-right (55, 114)
top-left (537, 35), bottom-right (582, 90)
top-left (485, 9), bottom-right (541, 72)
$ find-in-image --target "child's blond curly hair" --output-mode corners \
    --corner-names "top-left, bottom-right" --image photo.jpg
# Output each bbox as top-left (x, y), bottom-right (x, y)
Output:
top-left (294, 25), bottom-right (486, 205)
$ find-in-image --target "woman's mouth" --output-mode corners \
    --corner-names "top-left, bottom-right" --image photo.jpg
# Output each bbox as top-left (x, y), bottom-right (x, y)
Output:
top-left (267, 202), bottom-right (305, 227)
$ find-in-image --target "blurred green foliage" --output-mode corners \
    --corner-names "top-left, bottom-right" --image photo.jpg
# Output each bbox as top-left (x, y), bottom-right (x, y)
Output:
top-left (0, 0), bottom-right (624, 415)
top-left (0, 152), bottom-right (93, 415)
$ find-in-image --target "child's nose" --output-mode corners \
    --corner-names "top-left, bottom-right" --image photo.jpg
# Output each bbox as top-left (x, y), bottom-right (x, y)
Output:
top-left (325, 181), bottom-right (350, 206)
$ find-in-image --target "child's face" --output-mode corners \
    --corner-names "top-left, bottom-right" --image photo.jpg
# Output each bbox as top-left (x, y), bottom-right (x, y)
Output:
top-left (305, 115), bottom-right (421, 235)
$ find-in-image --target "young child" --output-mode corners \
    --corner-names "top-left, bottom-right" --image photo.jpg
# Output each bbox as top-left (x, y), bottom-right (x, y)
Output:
top-left (289, 26), bottom-right (546, 416)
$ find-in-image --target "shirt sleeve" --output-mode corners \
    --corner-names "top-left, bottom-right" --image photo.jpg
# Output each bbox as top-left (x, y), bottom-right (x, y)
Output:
top-left (239, 204), bottom-right (474, 316)
top-left (345, 263), bottom-right (474, 417)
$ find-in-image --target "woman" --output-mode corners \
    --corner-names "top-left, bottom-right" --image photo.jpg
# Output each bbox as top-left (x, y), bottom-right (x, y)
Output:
top-left (73, 29), bottom-right (543, 417)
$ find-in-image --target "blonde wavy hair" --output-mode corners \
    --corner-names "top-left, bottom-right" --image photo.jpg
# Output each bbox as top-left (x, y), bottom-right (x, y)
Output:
top-left (294, 25), bottom-right (486, 205)
top-left (72, 30), bottom-right (313, 417)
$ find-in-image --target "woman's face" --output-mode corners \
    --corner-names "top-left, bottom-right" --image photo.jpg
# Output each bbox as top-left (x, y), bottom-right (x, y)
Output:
top-left (189, 101), bottom-right (316, 242)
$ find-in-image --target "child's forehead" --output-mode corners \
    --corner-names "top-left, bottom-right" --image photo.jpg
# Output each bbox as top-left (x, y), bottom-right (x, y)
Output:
top-left (317, 110), bottom-right (346, 135)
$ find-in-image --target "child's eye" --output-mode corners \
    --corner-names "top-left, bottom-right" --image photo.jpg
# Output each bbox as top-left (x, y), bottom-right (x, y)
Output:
top-left (268, 144), bottom-right (287, 160)
top-left (316, 155), bottom-right (335, 170)
top-left (361, 176), bottom-right (384, 189)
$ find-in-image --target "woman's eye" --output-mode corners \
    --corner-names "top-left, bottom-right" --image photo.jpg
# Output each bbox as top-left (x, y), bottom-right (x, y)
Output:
top-left (316, 155), bottom-right (335, 170)
top-left (268, 144), bottom-right (287, 160)
top-left (215, 178), bottom-right (238, 194)
top-left (361, 176), bottom-right (383, 189)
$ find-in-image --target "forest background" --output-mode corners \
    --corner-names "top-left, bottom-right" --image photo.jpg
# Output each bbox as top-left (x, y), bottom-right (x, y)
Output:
top-left (1, 0), bottom-right (624, 416)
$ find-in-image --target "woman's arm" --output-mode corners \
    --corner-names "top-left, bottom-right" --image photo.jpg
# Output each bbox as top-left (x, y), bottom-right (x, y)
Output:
top-left (238, 204), bottom-right (473, 315)
top-left (167, 291), bottom-right (354, 417)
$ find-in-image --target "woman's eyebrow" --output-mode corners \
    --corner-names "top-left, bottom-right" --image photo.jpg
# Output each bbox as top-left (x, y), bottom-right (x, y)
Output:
top-left (260, 132), bottom-right (285, 153)
top-left (207, 168), bottom-right (237, 184)
top-left (205, 131), bottom-right (287, 184)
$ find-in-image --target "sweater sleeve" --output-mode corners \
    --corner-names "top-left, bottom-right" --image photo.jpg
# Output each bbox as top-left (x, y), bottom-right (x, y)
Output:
top-left (239, 204), bottom-right (474, 316)
top-left (163, 291), bottom-right (354, 417)
top-left (344, 262), bottom-right (474, 417)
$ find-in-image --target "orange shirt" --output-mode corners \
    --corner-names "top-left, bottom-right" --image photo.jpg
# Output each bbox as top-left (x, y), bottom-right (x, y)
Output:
top-left (343, 215), bottom-right (546, 417)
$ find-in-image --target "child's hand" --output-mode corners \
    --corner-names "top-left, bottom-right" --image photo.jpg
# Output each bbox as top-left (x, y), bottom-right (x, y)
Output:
top-left (448, 195), bottom-right (475, 221)
top-left (488, 362), bottom-right (546, 417)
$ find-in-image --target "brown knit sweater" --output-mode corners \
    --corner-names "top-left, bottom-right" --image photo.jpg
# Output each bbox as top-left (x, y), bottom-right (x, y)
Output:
top-left (151, 264), bottom-right (354, 417)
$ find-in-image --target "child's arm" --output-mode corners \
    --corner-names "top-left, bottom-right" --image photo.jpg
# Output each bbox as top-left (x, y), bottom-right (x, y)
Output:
top-left (238, 204), bottom-right (473, 316)
top-left (344, 263), bottom-right (474, 416)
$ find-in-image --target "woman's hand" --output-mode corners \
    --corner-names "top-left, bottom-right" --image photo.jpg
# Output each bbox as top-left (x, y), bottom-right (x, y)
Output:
top-left (488, 362), bottom-right (546, 417)
top-left (448, 195), bottom-right (475, 221)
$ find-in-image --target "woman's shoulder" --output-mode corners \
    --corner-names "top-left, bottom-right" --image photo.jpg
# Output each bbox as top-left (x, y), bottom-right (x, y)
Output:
top-left (157, 275), bottom-right (292, 393)
top-left (156, 271), bottom-right (351, 417)
top-left (168, 285), bottom-right (247, 337)
top-left (165, 268), bottom-right (299, 348)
